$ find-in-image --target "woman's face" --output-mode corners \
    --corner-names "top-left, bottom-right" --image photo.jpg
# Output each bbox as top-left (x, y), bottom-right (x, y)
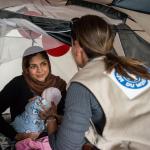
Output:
top-left (28, 53), bottom-right (50, 82)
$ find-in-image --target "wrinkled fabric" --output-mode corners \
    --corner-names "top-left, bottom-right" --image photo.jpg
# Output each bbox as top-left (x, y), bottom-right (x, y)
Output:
top-left (15, 136), bottom-right (52, 150)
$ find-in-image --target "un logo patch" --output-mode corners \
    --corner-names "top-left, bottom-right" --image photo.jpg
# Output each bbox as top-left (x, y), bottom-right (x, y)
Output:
top-left (108, 69), bottom-right (150, 99)
top-left (114, 71), bottom-right (148, 89)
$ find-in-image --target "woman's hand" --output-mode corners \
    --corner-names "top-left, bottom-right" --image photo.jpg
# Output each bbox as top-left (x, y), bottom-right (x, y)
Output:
top-left (15, 132), bottom-right (40, 141)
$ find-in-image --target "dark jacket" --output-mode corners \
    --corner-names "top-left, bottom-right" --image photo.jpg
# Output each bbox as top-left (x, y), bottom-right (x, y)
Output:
top-left (0, 75), bottom-right (66, 140)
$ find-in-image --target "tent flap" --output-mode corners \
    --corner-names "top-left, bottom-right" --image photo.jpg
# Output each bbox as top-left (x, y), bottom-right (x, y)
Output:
top-left (0, 9), bottom-right (71, 45)
top-left (116, 23), bottom-right (150, 66)
top-left (67, 0), bottom-right (127, 20)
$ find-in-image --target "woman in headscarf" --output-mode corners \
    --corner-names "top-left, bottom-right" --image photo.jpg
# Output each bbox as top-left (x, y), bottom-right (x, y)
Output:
top-left (0, 46), bottom-right (66, 143)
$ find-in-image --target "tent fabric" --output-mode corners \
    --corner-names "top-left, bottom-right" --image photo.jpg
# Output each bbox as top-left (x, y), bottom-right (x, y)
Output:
top-left (84, 0), bottom-right (113, 4)
top-left (0, 0), bottom-right (67, 9)
top-left (0, 3), bottom-right (124, 48)
top-left (0, 10), bottom-right (71, 45)
top-left (0, 0), bottom-right (29, 9)
top-left (115, 23), bottom-right (150, 66)
top-left (112, 0), bottom-right (150, 14)
top-left (67, 0), bottom-right (128, 20)
top-left (68, 0), bottom-right (150, 36)
top-left (113, 7), bottom-right (150, 36)
top-left (83, 0), bottom-right (150, 14)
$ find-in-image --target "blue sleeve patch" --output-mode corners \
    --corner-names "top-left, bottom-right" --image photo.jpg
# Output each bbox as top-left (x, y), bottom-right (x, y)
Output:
top-left (108, 69), bottom-right (150, 99)
top-left (114, 70), bottom-right (148, 89)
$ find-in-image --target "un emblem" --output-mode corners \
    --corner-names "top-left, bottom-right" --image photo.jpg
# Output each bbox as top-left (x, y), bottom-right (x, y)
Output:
top-left (114, 71), bottom-right (148, 89)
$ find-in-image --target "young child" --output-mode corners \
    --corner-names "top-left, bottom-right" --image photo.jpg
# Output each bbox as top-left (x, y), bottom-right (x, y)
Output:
top-left (11, 87), bottom-right (61, 134)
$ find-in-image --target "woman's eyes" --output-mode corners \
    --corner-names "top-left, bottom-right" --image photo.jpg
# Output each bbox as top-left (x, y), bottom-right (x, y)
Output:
top-left (29, 62), bottom-right (48, 69)
top-left (29, 65), bottom-right (37, 69)
top-left (41, 62), bottom-right (48, 66)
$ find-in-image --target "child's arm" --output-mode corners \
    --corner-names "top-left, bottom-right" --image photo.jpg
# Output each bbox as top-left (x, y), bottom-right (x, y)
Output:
top-left (15, 132), bottom-right (40, 141)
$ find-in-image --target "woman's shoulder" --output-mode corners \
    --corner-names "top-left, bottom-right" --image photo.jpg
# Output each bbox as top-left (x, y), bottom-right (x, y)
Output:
top-left (69, 82), bottom-right (101, 106)
top-left (11, 75), bottom-right (24, 82)
top-left (8, 75), bottom-right (26, 87)
top-left (69, 82), bottom-right (89, 92)
top-left (1, 75), bottom-right (28, 94)
top-left (68, 82), bottom-right (95, 101)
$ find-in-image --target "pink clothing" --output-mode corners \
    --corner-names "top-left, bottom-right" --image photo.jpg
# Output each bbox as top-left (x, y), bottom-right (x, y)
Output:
top-left (15, 136), bottom-right (52, 150)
